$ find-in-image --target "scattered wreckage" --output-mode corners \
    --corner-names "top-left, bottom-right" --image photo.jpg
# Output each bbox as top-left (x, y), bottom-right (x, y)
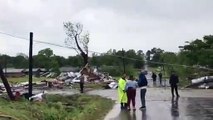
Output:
top-left (0, 64), bottom-right (118, 100)
top-left (187, 76), bottom-right (213, 89)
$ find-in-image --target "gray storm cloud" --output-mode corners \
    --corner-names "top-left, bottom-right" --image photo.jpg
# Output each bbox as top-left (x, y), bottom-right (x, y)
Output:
top-left (0, 0), bottom-right (213, 57)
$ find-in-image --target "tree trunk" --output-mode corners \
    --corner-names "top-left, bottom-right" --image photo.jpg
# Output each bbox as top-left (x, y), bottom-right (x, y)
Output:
top-left (74, 35), bottom-right (88, 66)
top-left (81, 52), bottom-right (88, 66)
top-left (0, 65), bottom-right (15, 100)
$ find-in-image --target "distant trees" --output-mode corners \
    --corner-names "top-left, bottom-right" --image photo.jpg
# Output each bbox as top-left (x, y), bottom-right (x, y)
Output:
top-left (13, 55), bottom-right (28, 68)
top-left (146, 35), bottom-right (213, 69)
top-left (0, 48), bottom-right (144, 75)
top-left (2, 35), bottom-right (211, 78)
top-left (33, 49), bottom-right (84, 70)
top-left (0, 54), bottom-right (28, 68)
top-left (33, 48), bottom-right (59, 72)
top-left (181, 35), bottom-right (213, 68)
top-left (146, 35), bottom-right (213, 85)
top-left (90, 49), bottom-right (144, 69)
top-left (146, 47), bottom-right (164, 67)
top-left (90, 49), bottom-right (145, 76)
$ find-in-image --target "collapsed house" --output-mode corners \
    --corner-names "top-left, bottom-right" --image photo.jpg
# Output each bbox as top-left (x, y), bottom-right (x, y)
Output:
top-left (3, 68), bottom-right (47, 78)
top-left (3, 68), bottom-right (25, 77)
top-left (187, 76), bottom-right (213, 89)
top-left (0, 64), bottom-right (117, 96)
top-left (56, 64), bottom-right (117, 89)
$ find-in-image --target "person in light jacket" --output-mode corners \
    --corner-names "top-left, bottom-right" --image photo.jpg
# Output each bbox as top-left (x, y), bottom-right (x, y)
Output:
top-left (118, 74), bottom-right (128, 109)
top-left (126, 75), bottom-right (138, 110)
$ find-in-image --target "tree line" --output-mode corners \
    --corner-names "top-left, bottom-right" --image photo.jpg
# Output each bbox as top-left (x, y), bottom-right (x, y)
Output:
top-left (146, 35), bottom-right (213, 85)
top-left (0, 35), bottom-right (212, 78)
top-left (147, 35), bottom-right (213, 68)
top-left (0, 48), bottom-right (144, 76)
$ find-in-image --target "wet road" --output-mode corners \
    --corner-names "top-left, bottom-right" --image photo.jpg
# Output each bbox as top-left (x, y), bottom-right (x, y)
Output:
top-left (112, 97), bottom-right (213, 120)
top-left (88, 88), bottom-right (213, 120)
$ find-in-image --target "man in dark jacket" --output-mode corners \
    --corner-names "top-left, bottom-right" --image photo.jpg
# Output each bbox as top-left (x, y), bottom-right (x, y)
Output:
top-left (152, 72), bottom-right (157, 82)
top-left (158, 72), bottom-right (162, 85)
top-left (79, 75), bottom-right (85, 93)
top-left (138, 70), bottom-right (148, 109)
top-left (169, 71), bottom-right (180, 97)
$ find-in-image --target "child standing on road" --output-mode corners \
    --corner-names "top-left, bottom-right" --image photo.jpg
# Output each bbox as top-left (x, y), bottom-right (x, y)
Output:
top-left (126, 75), bottom-right (138, 110)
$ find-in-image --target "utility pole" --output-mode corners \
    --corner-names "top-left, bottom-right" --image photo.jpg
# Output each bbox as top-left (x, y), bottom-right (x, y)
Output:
top-left (29, 32), bottom-right (33, 97)
top-left (122, 48), bottom-right (126, 74)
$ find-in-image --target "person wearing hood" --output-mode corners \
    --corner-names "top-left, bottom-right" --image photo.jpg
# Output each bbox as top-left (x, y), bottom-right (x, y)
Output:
top-left (138, 70), bottom-right (148, 109)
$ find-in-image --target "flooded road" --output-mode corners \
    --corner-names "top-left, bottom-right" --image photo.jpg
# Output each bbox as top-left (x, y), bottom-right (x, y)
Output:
top-left (88, 88), bottom-right (213, 120)
top-left (112, 97), bottom-right (213, 120)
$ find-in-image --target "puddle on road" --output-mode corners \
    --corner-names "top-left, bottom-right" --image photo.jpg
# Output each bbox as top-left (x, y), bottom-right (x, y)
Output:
top-left (105, 97), bottom-right (213, 120)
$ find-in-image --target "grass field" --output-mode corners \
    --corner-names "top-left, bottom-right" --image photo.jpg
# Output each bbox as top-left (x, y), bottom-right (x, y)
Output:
top-left (0, 94), bottom-right (114, 120)
top-left (5, 77), bottom-right (46, 84)
top-left (72, 82), bottom-right (107, 89)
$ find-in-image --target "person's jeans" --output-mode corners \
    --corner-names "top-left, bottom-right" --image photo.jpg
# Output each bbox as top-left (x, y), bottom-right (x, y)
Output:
top-left (159, 78), bottom-right (162, 85)
top-left (171, 84), bottom-right (179, 96)
top-left (140, 89), bottom-right (147, 107)
top-left (127, 87), bottom-right (136, 108)
top-left (80, 82), bottom-right (84, 93)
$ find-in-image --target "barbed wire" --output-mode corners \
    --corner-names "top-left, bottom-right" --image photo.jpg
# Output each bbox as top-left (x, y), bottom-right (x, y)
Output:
top-left (0, 31), bottom-right (213, 71)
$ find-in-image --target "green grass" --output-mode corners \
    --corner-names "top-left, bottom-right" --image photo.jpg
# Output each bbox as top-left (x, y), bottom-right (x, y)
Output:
top-left (72, 83), bottom-right (108, 91)
top-left (4, 77), bottom-right (46, 84)
top-left (0, 94), bottom-right (114, 120)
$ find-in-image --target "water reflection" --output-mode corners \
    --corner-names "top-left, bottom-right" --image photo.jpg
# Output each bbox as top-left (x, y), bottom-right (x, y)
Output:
top-left (153, 81), bottom-right (157, 87)
top-left (132, 111), bottom-right (136, 120)
top-left (171, 97), bottom-right (179, 120)
top-left (117, 110), bottom-right (136, 120)
top-left (141, 109), bottom-right (147, 120)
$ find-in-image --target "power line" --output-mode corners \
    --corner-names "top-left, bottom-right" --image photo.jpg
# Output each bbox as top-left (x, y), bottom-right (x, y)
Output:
top-left (0, 31), bottom-right (141, 60)
top-left (0, 31), bottom-right (213, 71)
top-left (147, 61), bottom-right (213, 71)
top-left (0, 31), bottom-right (79, 51)
top-left (0, 31), bottom-right (28, 40)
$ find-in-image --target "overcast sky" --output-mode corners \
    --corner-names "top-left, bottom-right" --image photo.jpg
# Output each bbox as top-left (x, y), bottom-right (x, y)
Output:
top-left (0, 0), bottom-right (213, 57)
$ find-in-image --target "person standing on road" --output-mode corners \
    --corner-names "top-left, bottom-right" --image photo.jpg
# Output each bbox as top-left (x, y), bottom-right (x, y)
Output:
top-left (158, 72), bottom-right (162, 85)
top-left (126, 75), bottom-right (138, 111)
top-left (152, 72), bottom-right (157, 87)
top-left (169, 71), bottom-right (180, 97)
top-left (118, 74), bottom-right (128, 109)
top-left (79, 68), bottom-right (88, 93)
top-left (152, 72), bottom-right (157, 82)
top-left (138, 70), bottom-right (148, 109)
top-left (79, 74), bottom-right (85, 93)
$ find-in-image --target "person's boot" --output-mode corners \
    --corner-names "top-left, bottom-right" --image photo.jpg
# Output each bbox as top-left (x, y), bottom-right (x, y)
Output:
top-left (139, 106), bottom-right (146, 110)
top-left (124, 103), bottom-right (128, 109)
top-left (120, 103), bottom-right (124, 109)
top-left (121, 103), bottom-right (126, 110)
top-left (172, 94), bottom-right (175, 98)
top-left (177, 94), bottom-right (180, 97)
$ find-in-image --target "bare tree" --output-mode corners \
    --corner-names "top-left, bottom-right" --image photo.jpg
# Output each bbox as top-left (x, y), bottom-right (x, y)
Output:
top-left (64, 22), bottom-right (89, 65)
